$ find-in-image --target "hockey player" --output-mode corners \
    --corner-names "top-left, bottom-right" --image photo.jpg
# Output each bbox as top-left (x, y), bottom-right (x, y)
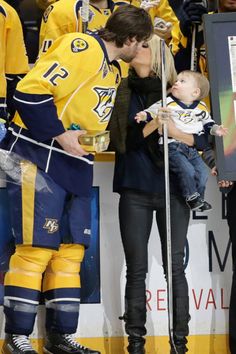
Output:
top-left (0, 0), bottom-right (29, 121)
top-left (38, 0), bottom-right (180, 61)
top-left (132, 0), bottom-right (181, 45)
top-left (38, 0), bottom-right (129, 55)
top-left (0, 5), bottom-right (153, 354)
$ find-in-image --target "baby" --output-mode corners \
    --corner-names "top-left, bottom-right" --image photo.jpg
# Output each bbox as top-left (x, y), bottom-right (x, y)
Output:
top-left (135, 70), bottom-right (227, 211)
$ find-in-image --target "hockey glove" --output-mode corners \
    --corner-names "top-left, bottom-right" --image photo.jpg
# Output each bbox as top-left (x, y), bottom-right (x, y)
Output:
top-left (180, 0), bottom-right (208, 37)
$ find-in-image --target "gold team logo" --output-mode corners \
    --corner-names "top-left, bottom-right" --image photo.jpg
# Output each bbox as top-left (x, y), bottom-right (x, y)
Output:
top-left (71, 38), bottom-right (88, 53)
top-left (43, 218), bottom-right (59, 234)
top-left (93, 87), bottom-right (116, 123)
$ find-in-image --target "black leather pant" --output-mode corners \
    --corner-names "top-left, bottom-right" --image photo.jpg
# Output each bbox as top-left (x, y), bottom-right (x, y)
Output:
top-left (119, 189), bottom-right (190, 347)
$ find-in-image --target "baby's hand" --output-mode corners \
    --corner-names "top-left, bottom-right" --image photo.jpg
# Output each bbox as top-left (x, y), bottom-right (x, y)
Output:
top-left (215, 125), bottom-right (228, 137)
top-left (135, 111), bottom-right (147, 123)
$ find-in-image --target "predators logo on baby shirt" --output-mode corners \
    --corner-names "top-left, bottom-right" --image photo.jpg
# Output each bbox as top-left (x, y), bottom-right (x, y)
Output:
top-left (71, 38), bottom-right (88, 53)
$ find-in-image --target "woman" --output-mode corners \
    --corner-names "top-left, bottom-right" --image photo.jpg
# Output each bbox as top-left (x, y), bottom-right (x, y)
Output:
top-left (108, 34), bottom-right (208, 354)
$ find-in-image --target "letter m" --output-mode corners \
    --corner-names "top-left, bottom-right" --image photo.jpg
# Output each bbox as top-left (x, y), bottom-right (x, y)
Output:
top-left (208, 230), bottom-right (231, 272)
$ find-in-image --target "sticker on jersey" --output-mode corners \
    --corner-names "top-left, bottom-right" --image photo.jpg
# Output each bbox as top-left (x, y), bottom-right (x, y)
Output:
top-left (71, 38), bottom-right (88, 53)
top-left (93, 87), bottom-right (116, 123)
top-left (43, 5), bottom-right (54, 23)
top-left (43, 218), bottom-right (59, 234)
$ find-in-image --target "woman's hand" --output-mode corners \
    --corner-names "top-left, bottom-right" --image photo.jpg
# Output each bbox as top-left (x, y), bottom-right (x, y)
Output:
top-left (156, 108), bottom-right (174, 135)
top-left (211, 166), bottom-right (234, 188)
top-left (218, 180), bottom-right (234, 188)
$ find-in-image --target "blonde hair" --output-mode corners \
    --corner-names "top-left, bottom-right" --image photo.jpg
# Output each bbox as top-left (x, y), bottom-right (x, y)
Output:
top-left (180, 70), bottom-right (210, 100)
top-left (148, 34), bottom-right (177, 86)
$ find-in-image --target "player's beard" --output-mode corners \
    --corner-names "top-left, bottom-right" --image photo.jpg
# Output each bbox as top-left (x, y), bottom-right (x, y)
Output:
top-left (119, 53), bottom-right (137, 63)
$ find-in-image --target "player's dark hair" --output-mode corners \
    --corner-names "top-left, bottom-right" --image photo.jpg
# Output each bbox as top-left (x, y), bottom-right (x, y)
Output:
top-left (98, 5), bottom-right (153, 47)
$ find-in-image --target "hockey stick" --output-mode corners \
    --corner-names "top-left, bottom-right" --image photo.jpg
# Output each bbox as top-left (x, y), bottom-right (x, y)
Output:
top-left (190, 23), bottom-right (197, 71)
top-left (160, 39), bottom-right (177, 354)
top-left (81, 0), bottom-right (90, 33)
top-left (190, 0), bottom-right (208, 71)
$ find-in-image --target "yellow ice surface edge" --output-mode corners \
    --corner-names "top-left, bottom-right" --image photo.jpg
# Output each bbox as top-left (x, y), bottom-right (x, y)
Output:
top-left (0, 335), bottom-right (230, 353)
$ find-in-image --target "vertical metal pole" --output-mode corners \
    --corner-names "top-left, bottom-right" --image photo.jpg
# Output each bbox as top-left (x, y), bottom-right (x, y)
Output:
top-left (160, 39), bottom-right (177, 354)
top-left (190, 24), bottom-right (197, 71)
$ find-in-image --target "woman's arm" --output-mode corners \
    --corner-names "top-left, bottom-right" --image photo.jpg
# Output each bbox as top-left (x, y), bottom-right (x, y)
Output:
top-left (127, 107), bottom-right (209, 151)
top-left (142, 118), bottom-right (159, 138)
top-left (143, 112), bottom-right (194, 144)
top-left (156, 108), bottom-right (209, 149)
top-left (159, 118), bottom-right (194, 146)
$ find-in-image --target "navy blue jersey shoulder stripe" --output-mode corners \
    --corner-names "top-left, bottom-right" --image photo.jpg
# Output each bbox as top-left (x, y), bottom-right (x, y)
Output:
top-left (108, 0), bottom-right (115, 11)
top-left (109, 0), bottom-right (128, 9)
top-left (91, 33), bottom-right (110, 64)
top-left (75, 0), bottom-right (83, 21)
top-left (0, 4), bottom-right (7, 17)
top-left (90, 3), bottom-right (102, 13)
top-left (112, 60), bottom-right (121, 77)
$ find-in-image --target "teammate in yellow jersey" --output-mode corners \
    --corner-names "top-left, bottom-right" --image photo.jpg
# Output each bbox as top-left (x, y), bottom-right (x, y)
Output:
top-left (38, 0), bottom-right (180, 78)
top-left (131, 0), bottom-right (180, 44)
top-left (0, 0), bottom-right (29, 122)
top-left (39, 0), bottom-right (129, 55)
top-left (0, 5), bottom-right (153, 354)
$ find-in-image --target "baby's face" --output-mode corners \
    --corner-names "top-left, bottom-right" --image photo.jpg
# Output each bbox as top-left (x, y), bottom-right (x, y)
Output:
top-left (171, 73), bottom-right (199, 103)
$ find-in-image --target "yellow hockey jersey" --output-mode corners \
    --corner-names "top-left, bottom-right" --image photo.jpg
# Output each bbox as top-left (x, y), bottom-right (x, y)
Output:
top-left (131, 0), bottom-right (180, 48)
top-left (0, 0), bottom-right (29, 111)
top-left (39, 0), bottom-right (128, 54)
top-left (14, 32), bottom-right (121, 135)
top-left (6, 33), bottom-right (121, 196)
